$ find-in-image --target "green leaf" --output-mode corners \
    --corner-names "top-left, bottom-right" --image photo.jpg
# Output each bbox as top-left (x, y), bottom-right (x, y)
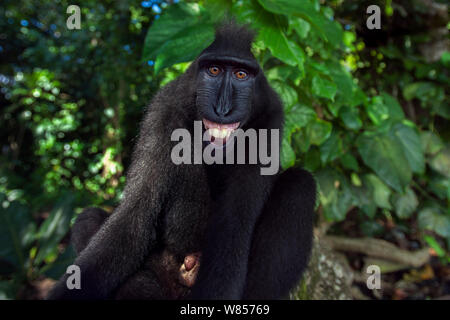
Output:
top-left (340, 153), bottom-right (359, 172)
top-left (142, 3), bottom-right (215, 72)
top-left (305, 118), bottom-right (332, 146)
top-left (271, 80), bottom-right (298, 110)
top-left (328, 62), bottom-right (355, 106)
top-left (428, 174), bottom-right (450, 200)
top-left (424, 235), bottom-right (446, 258)
top-left (319, 130), bottom-right (342, 164)
top-left (284, 104), bottom-right (316, 140)
top-left (281, 137), bottom-right (296, 169)
top-left (357, 131), bottom-right (412, 192)
top-left (365, 174), bottom-right (392, 210)
top-left (351, 184), bottom-right (376, 218)
top-left (392, 188), bottom-right (418, 219)
top-left (381, 92), bottom-right (405, 121)
top-left (418, 207), bottom-right (450, 238)
top-left (257, 0), bottom-right (343, 47)
top-left (154, 24), bottom-right (215, 73)
top-left (35, 194), bottom-right (75, 265)
top-left (351, 173), bottom-right (362, 186)
top-left (366, 96), bottom-right (389, 125)
top-left (339, 106), bottom-right (362, 130)
top-left (303, 148), bottom-right (321, 172)
top-left (316, 169), bottom-right (354, 221)
top-left (258, 24), bottom-right (305, 68)
top-left (142, 3), bottom-right (207, 60)
top-left (390, 122), bottom-right (425, 174)
top-left (266, 65), bottom-right (295, 82)
top-left (430, 146), bottom-right (450, 178)
top-left (312, 75), bottom-right (337, 100)
top-left (420, 131), bottom-right (444, 156)
top-left (441, 52), bottom-right (450, 67)
top-left (289, 16), bottom-right (310, 39)
top-left (292, 130), bottom-right (311, 153)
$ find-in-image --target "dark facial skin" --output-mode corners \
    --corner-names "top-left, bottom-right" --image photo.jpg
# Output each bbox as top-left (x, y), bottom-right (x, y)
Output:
top-left (196, 55), bottom-right (258, 127)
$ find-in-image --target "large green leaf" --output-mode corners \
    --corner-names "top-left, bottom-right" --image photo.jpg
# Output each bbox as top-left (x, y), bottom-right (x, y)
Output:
top-left (390, 122), bottom-right (425, 174)
top-left (311, 75), bottom-right (337, 100)
top-left (357, 131), bottom-right (412, 192)
top-left (154, 24), bottom-right (215, 73)
top-left (259, 24), bottom-right (305, 68)
top-left (142, 3), bottom-right (207, 60)
top-left (142, 3), bottom-right (215, 72)
top-left (257, 0), bottom-right (343, 47)
top-left (289, 16), bottom-right (310, 39)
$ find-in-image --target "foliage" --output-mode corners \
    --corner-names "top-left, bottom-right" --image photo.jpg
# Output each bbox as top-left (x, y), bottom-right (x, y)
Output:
top-left (0, 0), bottom-right (448, 299)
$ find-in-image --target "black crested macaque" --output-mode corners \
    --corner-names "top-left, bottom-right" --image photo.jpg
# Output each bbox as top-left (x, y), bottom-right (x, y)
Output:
top-left (48, 22), bottom-right (316, 300)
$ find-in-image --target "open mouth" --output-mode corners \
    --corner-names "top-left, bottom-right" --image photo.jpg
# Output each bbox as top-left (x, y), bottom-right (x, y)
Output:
top-left (202, 118), bottom-right (240, 146)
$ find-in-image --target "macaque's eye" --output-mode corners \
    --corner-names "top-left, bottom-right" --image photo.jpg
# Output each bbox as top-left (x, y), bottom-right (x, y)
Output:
top-left (234, 70), bottom-right (248, 80)
top-left (208, 66), bottom-right (221, 76)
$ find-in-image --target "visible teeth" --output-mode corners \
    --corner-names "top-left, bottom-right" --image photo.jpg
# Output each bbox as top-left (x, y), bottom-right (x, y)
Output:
top-left (202, 118), bottom-right (240, 141)
top-left (212, 128), bottom-right (220, 138)
top-left (209, 127), bottom-right (233, 139)
top-left (221, 129), bottom-right (227, 138)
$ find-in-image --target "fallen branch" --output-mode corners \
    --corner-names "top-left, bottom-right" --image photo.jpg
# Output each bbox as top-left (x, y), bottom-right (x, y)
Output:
top-left (323, 236), bottom-right (430, 268)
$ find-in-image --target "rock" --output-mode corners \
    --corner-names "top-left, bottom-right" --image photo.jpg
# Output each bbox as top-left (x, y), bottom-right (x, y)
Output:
top-left (290, 237), bottom-right (354, 300)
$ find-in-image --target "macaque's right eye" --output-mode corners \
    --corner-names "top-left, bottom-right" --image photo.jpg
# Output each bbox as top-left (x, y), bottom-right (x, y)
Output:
top-left (208, 66), bottom-right (221, 76)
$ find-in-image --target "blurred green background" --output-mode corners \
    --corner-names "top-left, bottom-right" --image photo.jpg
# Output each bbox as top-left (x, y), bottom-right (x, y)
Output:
top-left (0, 0), bottom-right (448, 299)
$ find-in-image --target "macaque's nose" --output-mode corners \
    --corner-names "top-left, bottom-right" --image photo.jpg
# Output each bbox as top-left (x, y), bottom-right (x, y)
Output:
top-left (214, 72), bottom-right (232, 116)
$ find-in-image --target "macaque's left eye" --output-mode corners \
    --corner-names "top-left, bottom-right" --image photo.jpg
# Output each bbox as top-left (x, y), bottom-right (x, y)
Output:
top-left (234, 70), bottom-right (248, 80)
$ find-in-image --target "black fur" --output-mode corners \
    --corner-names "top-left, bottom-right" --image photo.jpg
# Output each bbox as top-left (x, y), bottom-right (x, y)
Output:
top-left (47, 22), bottom-right (315, 300)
